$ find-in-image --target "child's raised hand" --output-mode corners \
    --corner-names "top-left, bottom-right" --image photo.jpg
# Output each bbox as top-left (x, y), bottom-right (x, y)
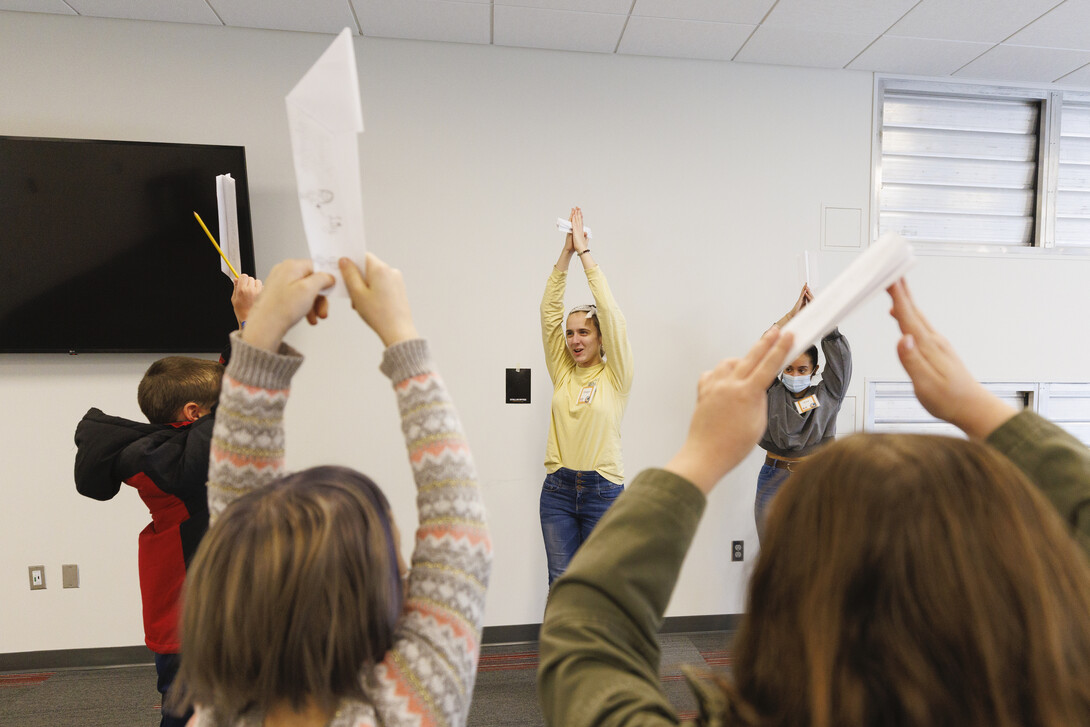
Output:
top-left (340, 254), bottom-right (419, 347)
top-left (665, 326), bottom-right (794, 494)
top-left (231, 273), bottom-right (264, 327)
top-left (240, 260), bottom-right (334, 352)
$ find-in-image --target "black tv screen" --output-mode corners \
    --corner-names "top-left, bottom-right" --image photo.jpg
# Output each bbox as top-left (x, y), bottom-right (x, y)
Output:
top-left (0, 136), bottom-right (255, 353)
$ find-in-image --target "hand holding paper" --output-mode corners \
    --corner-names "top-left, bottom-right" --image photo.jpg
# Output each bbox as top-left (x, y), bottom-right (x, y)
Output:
top-left (556, 217), bottom-right (593, 239)
top-left (286, 27), bottom-right (366, 297)
top-left (780, 232), bottom-right (914, 365)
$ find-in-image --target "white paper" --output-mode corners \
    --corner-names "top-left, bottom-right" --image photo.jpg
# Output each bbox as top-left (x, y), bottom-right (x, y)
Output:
top-left (216, 174), bottom-right (241, 280)
top-left (781, 232), bottom-right (915, 365)
top-left (556, 217), bottom-right (593, 239)
top-left (286, 27), bottom-right (365, 297)
top-left (797, 250), bottom-right (812, 288)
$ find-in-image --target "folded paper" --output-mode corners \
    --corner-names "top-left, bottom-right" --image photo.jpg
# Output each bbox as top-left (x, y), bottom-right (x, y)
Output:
top-left (781, 232), bottom-right (914, 365)
top-left (216, 174), bottom-right (241, 281)
top-left (286, 27), bottom-right (366, 297)
top-left (556, 217), bottom-right (593, 239)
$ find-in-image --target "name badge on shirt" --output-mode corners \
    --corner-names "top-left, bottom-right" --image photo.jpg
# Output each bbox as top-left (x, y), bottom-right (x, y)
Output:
top-left (578, 380), bottom-right (597, 405)
top-left (794, 394), bottom-right (820, 415)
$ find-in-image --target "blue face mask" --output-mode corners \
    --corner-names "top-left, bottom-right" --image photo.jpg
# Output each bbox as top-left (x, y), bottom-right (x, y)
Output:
top-left (781, 372), bottom-right (812, 393)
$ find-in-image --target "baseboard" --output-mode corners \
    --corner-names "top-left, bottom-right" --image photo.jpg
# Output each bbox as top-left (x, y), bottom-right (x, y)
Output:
top-left (0, 645), bottom-right (153, 673)
top-left (0, 615), bottom-right (742, 671)
top-left (482, 613), bottom-right (741, 645)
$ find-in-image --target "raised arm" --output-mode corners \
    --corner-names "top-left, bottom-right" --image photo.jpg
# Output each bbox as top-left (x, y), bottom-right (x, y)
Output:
top-left (542, 209), bottom-right (578, 383)
top-left (774, 284), bottom-right (813, 330)
top-left (888, 279), bottom-right (1090, 556)
top-left (817, 329), bottom-right (851, 401)
top-left (340, 255), bottom-right (491, 726)
top-left (570, 207), bottom-right (633, 391)
top-left (206, 261), bottom-right (333, 524)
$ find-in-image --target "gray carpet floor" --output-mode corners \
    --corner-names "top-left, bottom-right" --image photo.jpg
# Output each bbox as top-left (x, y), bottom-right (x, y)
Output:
top-left (0, 631), bottom-right (734, 727)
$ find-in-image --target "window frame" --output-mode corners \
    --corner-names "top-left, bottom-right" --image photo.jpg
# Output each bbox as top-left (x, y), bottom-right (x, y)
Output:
top-left (871, 77), bottom-right (1090, 257)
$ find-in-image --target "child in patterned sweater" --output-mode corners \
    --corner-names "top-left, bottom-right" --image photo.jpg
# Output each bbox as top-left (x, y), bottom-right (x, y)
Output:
top-left (174, 254), bottom-right (491, 727)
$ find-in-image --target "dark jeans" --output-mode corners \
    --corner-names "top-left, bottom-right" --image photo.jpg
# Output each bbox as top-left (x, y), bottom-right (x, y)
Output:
top-left (155, 652), bottom-right (192, 727)
top-left (540, 467), bottom-right (623, 586)
top-left (754, 462), bottom-right (792, 543)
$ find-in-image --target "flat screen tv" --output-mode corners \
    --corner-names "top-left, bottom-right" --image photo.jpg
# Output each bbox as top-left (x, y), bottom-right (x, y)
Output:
top-left (0, 136), bottom-right (255, 353)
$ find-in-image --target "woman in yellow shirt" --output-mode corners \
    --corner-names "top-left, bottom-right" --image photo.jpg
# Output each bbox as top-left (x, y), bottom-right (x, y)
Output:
top-left (539, 207), bottom-right (634, 586)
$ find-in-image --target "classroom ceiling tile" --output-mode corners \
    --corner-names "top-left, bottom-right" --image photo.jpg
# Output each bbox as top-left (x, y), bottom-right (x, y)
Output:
top-left (0, 0), bottom-right (75, 13)
top-left (848, 36), bottom-right (993, 76)
top-left (631, 0), bottom-right (776, 26)
top-left (353, 0), bottom-right (491, 45)
top-left (1006, 1), bottom-right (1090, 51)
top-left (495, 0), bottom-right (631, 14)
top-left (208, 0), bottom-right (357, 34)
top-left (735, 25), bottom-right (875, 69)
top-left (885, 0), bottom-right (1063, 44)
top-left (1056, 62), bottom-right (1090, 85)
top-left (953, 43), bottom-right (1090, 83)
top-left (63, 0), bottom-right (220, 25)
top-left (760, 0), bottom-right (918, 36)
top-left (618, 16), bottom-right (754, 61)
top-left (494, 5), bottom-right (627, 54)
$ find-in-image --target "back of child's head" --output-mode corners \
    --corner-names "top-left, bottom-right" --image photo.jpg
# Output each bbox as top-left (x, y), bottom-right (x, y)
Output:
top-left (137, 357), bottom-right (224, 424)
top-left (723, 432), bottom-right (1090, 727)
top-left (176, 465), bottom-right (403, 720)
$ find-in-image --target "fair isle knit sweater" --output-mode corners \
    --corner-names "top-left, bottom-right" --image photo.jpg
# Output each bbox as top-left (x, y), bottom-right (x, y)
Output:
top-left (195, 333), bottom-right (492, 727)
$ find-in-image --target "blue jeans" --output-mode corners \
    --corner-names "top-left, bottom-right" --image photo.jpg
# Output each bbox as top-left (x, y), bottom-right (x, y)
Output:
top-left (540, 468), bottom-right (623, 586)
top-left (754, 463), bottom-right (792, 543)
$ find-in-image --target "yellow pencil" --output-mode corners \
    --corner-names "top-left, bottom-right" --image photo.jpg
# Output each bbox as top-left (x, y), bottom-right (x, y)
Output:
top-left (193, 211), bottom-right (240, 279)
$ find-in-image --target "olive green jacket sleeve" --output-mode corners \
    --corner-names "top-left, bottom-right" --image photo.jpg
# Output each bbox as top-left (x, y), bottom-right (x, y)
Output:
top-left (987, 410), bottom-right (1090, 559)
top-left (538, 468), bottom-right (707, 727)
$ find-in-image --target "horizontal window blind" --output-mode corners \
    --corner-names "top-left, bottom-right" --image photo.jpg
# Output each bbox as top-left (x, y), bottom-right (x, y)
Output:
top-left (1056, 102), bottom-right (1090, 248)
top-left (867, 381), bottom-right (1032, 436)
top-left (879, 92), bottom-right (1040, 246)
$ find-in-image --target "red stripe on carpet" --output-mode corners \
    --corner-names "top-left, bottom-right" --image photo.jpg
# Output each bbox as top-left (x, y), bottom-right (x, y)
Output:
top-left (0, 673), bottom-right (54, 687)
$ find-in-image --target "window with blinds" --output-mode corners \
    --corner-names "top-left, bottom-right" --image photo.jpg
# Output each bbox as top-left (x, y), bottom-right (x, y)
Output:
top-left (865, 381), bottom-right (1034, 436)
top-left (878, 91), bottom-right (1040, 247)
top-left (874, 81), bottom-right (1090, 252)
top-left (1058, 102), bottom-right (1090, 248)
top-left (1037, 383), bottom-right (1090, 445)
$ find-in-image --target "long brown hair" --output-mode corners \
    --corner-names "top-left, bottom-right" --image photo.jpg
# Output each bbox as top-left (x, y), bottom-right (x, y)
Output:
top-left (174, 466), bottom-right (402, 721)
top-left (722, 433), bottom-right (1090, 727)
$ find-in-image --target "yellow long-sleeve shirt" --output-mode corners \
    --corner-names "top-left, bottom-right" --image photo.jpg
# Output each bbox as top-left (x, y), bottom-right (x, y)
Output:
top-left (541, 266), bottom-right (633, 484)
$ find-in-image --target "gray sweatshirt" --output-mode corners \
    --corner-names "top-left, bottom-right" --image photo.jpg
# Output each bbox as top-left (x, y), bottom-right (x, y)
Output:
top-left (758, 329), bottom-right (851, 459)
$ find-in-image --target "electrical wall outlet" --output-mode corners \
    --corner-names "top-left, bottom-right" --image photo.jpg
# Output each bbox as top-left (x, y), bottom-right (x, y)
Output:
top-left (62, 564), bottom-right (80, 589)
top-left (731, 541), bottom-right (744, 562)
top-left (28, 565), bottom-right (45, 590)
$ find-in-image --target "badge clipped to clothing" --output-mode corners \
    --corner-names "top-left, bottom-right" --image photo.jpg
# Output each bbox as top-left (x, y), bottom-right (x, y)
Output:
top-left (578, 380), bottom-right (597, 405)
top-left (794, 394), bottom-right (820, 415)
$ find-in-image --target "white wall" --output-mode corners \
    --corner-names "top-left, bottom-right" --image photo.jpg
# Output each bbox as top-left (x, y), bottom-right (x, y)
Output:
top-left (3, 11), bottom-right (1088, 654)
